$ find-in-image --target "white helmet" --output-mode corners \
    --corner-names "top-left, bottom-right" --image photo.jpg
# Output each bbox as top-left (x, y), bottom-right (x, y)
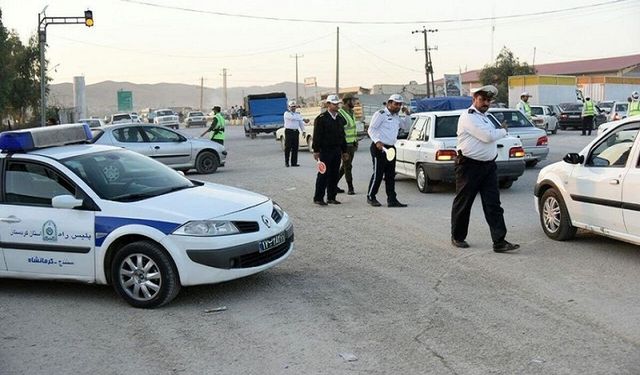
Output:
top-left (632, 91), bottom-right (639, 100)
top-left (287, 99), bottom-right (297, 107)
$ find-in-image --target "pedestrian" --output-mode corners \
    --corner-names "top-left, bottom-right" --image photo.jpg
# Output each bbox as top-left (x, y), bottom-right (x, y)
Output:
top-left (366, 94), bottom-right (408, 208)
top-left (450, 85), bottom-right (519, 253)
top-left (312, 94), bottom-right (348, 206)
top-left (628, 91), bottom-right (640, 117)
top-left (581, 97), bottom-right (595, 136)
top-left (336, 94), bottom-right (359, 195)
top-left (283, 99), bottom-right (309, 167)
top-left (200, 106), bottom-right (225, 145)
top-left (516, 92), bottom-right (532, 120)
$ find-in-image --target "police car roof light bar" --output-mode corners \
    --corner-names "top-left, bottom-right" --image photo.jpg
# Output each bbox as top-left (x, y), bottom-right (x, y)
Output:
top-left (0, 123), bottom-right (92, 153)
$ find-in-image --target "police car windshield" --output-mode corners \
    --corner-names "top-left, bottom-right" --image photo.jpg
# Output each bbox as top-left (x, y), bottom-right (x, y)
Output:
top-left (61, 149), bottom-right (194, 202)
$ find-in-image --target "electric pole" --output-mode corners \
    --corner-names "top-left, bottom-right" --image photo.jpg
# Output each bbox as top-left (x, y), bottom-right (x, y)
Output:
top-left (412, 27), bottom-right (438, 98)
top-left (335, 26), bottom-right (339, 95)
top-left (200, 77), bottom-right (204, 111)
top-left (221, 68), bottom-right (230, 109)
top-left (290, 54), bottom-right (304, 102)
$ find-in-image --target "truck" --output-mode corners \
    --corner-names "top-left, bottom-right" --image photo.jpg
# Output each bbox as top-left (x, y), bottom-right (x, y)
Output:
top-left (508, 75), bottom-right (581, 107)
top-left (577, 76), bottom-right (640, 103)
top-left (242, 92), bottom-right (288, 139)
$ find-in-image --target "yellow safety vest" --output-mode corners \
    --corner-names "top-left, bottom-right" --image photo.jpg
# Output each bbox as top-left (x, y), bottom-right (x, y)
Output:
top-left (212, 113), bottom-right (225, 141)
top-left (583, 101), bottom-right (595, 116)
top-left (628, 100), bottom-right (640, 116)
top-left (338, 108), bottom-right (358, 144)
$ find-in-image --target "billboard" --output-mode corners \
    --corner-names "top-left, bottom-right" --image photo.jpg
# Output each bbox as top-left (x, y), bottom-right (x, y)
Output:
top-left (117, 90), bottom-right (133, 112)
top-left (304, 77), bottom-right (317, 87)
top-left (444, 74), bottom-right (462, 97)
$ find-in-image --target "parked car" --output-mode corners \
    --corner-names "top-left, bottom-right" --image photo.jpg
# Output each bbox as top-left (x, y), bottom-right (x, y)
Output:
top-left (153, 109), bottom-right (180, 129)
top-left (608, 102), bottom-right (629, 122)
top-left (597, 100), bottom-right (615, 116)
top-left (79, 118), bottom-right (106, 128)
top-left (274, 117), bottom-right (366, 152)
top-left (185, 111), bottom-right (208, 128)
top-left (556, 103), bottom-right (607, 130)
top-left (530, 105), bottom-right (559, 134)
top-left (110, 113), bottom-right (134, 125)
top-left (394, 110), bottom-right (526, 192)
top-left (92, 123), bottom-right (226, 174)
top-left (487, 108), bottom-right (549, 167)
top-left (534, 116), bottom-right (640, 245)
top-left (130, 114), bottom-right (142, 123)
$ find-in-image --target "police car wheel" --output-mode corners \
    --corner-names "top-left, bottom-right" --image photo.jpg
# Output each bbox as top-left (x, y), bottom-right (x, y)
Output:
top-left (416, 165), bottom-right (433, 193)
top-left (498, 179), bottom-right (514, 189)
top-left (195, 151), bottom-right (219, 174)
top-left (307, 136), bottom-right (313, 153)
top-left (111, 241), bottom-right (181, 308)
top-left (539, 188), bottom-right (577, 241)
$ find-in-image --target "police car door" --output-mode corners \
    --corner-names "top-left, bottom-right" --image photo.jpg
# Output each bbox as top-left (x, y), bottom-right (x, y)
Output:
top-left (142, 126), bottom-right (192, 166)
top-left (620, 122), bottom-right (640, 236)
top-left (400, 117), bottom-right (428, 176)
top-left (0, 158), bottom-right (95, 278)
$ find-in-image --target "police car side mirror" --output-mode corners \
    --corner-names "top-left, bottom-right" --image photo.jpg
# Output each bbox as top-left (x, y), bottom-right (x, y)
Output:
top-left (563, 153), bottom-right (584, 165)
top-left (52, 195), bottom-right (84, 209)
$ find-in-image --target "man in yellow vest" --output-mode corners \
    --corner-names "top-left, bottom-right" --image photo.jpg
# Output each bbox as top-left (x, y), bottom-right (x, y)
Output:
top-left (200, 106), bottom-right (225, 145)
top-left (337, 94), bottom-right (359, 195)
top-left (516, 92), bottom-right (532, 120)
top-left (628, 91), bottom-right (640, 117)
top-left (581, 97), bottom-right (595, 136)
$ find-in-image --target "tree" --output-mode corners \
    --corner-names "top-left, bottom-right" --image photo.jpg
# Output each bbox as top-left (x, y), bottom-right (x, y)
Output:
top-left (479, 47), bottom-right (535, 104)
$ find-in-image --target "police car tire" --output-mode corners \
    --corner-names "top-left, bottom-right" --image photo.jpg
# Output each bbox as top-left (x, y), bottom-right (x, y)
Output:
top-left (416, 165), bottom-right (433, 193)
top-left (498, 179), bottom-right (513, 189)
top-left (195, 151), bottom-right (219, 174)
top-left (539, 188), bottom-right (577, 241)
top-left (307, 136), bottom-right (313, 153)
top-left (525, 160), bottom-right (538, 168)
top-left (111, 241), bottom-right (181, 308)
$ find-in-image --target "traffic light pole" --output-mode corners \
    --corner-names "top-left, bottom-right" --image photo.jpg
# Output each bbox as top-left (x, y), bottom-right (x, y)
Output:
top-left (38, 11), bottom-right (93, 126)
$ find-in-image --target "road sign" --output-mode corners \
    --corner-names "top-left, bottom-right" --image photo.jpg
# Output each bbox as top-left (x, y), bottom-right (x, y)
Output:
top-left (117, 90), bottom-right (133, 112)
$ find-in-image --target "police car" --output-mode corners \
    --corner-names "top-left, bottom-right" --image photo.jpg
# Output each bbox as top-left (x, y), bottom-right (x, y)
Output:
top-left (0, 124), bottom-right (294, 308)
top-left (534, 116), bottom-right (639, 245)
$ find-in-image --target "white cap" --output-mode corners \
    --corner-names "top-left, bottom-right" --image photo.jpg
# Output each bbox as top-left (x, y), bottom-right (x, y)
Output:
top-left (520, 91), bottom-right (532, 97)
top-left (325, 94), bottom-right (340, 104)
top-left (387, 94), bottom-right (404, 103)
top-left (471, 85), bottom-right (498, 98)
top-left (632, 91), bottom-right (639, 99)
top-left (287, 99), bottom-right (297, 107)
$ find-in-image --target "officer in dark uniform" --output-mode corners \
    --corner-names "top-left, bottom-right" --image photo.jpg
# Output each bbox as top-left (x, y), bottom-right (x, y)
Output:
top-left (451, 85), bottom-right (520, 252)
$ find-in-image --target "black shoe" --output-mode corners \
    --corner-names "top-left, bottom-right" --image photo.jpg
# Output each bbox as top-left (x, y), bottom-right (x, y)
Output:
top-left (313, 199), bottom-right (328, 206)
top-left (493, 240), bottom-right (520, 253)
top-left (327, 199), bottom-right (341, 204)
top-left (285, 163), bottom-right (290, 167)
top-left (291, 164), bottom-right (300, 167)
top-left (336, 187), bottom-right (345, 194)
top-left (347, 189), bottom-right (355, 195)
top-left (387, 200), bottom-right (407, 208)
top-left (451, 238), bottom-right (470, 248)
top-left (367, 198), bottom-right (382, 207)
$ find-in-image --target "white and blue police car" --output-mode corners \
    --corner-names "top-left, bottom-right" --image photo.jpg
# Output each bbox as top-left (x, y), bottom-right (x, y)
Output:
top-left (0, 124), bottom-right (293, 308)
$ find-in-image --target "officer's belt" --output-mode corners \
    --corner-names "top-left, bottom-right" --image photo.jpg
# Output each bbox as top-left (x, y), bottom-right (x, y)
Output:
top-left (457, 150), bottom-right (497, 163)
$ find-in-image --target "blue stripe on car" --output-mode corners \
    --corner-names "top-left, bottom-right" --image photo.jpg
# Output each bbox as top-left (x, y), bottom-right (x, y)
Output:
top-left (95, 216), bottom-right (182, 247)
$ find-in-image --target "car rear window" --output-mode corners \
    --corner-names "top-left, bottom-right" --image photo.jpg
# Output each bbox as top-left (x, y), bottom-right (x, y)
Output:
top-left (490, 111), bottom-right (534, 128)
top-left (531, 107), bottom-right (544, 116)
top-left (156, 110), bottom-right (173, 116)
top-left (190, 112), bottom-right (204, 117)
top-left (434, 115), bottom-right (460, 138)
top-left (615, 103), bottom-right (628, 111)
top-left (113, 114), bottom-right (131, 121)
top-left (559, 103), bottom-right (581, 111)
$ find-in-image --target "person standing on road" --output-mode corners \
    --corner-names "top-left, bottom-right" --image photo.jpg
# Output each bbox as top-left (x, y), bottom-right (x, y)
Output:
top-left (200, 106), bottom-right (225, 145)
top-left (451, 85), bottom-right (519, 253)
top-left (283, 100), bottom-right (309, 167)
top-left (516, 92), bottom-right (532, 120)
top-left (337, 94), bottom-right (359, 195)
top-left (628, 91), bottom-right (640, 117)
top-left (581, 97), bottom-right (595, 136)
top-left (312, 95), bottom-right (348, 206)
top-left (366, 94), bottom-right (408, 208)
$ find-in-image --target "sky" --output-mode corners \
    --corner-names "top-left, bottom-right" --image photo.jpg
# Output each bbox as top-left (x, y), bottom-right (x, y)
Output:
top-left (1, 0), bottom-right (639, 89)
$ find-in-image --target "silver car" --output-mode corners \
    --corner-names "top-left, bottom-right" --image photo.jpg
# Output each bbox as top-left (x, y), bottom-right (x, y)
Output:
top-left (488, 108), bottom-right (549, 167)
top-left (91, 123), bottom-right (226, 174)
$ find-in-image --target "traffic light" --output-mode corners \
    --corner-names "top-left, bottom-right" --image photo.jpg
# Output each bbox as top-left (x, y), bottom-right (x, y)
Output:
top-left (84, 10), bottom-right (94, 27)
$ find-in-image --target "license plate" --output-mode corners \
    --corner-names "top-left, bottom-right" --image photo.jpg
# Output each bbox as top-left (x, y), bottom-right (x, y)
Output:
top-left (569, 115), bottom-right (580, 118)
top-left (259, 232), bottom-right (286, 253)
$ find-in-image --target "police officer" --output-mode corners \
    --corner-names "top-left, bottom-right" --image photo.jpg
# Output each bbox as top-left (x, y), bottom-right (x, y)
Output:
top-left (366, 94), bottom-right (407, 208)
top-left (516, 92), bottom-right (532, 120)
top-left (283, 100), bottom-right (309, 167)
top-left (337, 94), bottom-right (359, 195)
top-left (581, 97), bottom-right (595, 136)
top-left (200, 106), bottom-right (225, 145)
top-left (312, 95), bottom-right (348, 206)
top-left (628, 91), bottom-right (640, 117)
top-left (451, 85), bottom-right (519, 252)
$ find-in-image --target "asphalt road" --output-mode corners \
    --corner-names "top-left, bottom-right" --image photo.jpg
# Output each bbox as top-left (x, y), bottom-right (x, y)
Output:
top-left (1, 125), bottom-right (639, 374)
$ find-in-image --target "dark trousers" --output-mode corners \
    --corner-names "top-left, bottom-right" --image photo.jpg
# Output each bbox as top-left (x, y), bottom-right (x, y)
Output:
top-left (314, 148), bottom-right (341, 201)
top-left (284, 129), bottom-right (299, 165)
top-left (367, 142), bottom-right (397, 202)
top-left (338, 143), bottom-right (358, 187)
top-left (451, 157), bottom-right (507, 244)
top-left (581, 115), bottom-right (594, 135)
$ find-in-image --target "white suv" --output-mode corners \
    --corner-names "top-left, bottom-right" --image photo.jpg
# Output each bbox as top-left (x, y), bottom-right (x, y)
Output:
top-left (395, 110), bottom-right (526, 192)
top-left (153, 109), bottom-right (180, 129)
top-left (534, 117), bottom-right (640, 245)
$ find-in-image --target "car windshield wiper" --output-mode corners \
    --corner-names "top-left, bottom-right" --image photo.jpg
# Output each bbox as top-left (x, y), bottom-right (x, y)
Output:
top-left (111, 184), bottom-right (195, 202)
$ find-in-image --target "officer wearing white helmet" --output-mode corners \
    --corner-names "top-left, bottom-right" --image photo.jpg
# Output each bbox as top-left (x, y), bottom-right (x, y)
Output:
top-left (516, 92), bottom-right (532, 119)
top-left (366, 94), bottom-right (408, 208)
top-left (629, 91), bottom-right (640, 117)
top-left (451, 85), bottom-right (519, 253)
top-left (283, 99), bottom-right (309, 167)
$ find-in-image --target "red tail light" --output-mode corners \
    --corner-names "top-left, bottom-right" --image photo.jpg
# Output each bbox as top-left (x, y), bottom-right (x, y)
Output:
top-left (509, 146), bottom-right (525, 158)
top-left (536, 136), bottom-right (548, 146)
top-left (560, 114), bottom-right (568, 119)
top-left (435, 149), bottom-right (457, 161)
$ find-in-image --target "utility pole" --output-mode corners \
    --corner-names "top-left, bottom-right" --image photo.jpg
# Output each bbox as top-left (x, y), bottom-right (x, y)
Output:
top-left (199, 77), bottom-right (204, 111)
top-left (221, 68), bottom-right (229, 109)
top-left (428, 46), bottom-right (438, 96)
top-left (335, 26), bottom-right (339, 95)
top-left (290, 54), bottom-right (304, 102)
top-left (412, 27), bottom-right (438, 98)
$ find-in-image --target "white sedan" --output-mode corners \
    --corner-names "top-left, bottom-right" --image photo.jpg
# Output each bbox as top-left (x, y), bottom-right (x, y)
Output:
top-left (0, 124), bottom-right (294, 308)
top-left (534, 116), bottom-right (640, 245)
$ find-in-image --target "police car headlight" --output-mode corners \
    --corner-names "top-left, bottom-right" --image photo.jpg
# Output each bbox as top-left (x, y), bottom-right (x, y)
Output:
top-left (174, 220), bottom-right (239, 236)
top-left (273, 201), bottom-right (285, 218)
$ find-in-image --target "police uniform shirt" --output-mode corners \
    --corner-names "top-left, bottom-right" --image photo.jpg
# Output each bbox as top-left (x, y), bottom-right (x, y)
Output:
top-left (457, 106), bottom-right (507, 161)
top-left (516, 100), bottom-right (527, 116)
top-left (368, 107), bottom-right (400, 146)
top-left (283, 110), bottom-right (305, 131)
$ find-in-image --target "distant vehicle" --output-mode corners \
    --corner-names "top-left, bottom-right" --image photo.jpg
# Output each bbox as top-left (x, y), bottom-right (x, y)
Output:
top-left (597, 100), bottom-right (615, 115)
top-left (153, 109), bottom-right (180, 129)
top-left (608, 102), bottom-right (629, 122)
top-left (556, 103), bottom-right (607, 130)
top-left (274, 114), bottom-right (366, 152)
top-left (92, 123), bottom-right (226, 174)
top-left (530, 105), bottom-right (559, 134)
top-left (79, 118), bottom-right (105, 128)
top-left (243, 92), bottom-right (287, 139)
top-left (110, 113), bottom-right (134, 124)
top-left (185, 111), bottom-right (207, 128)
top-left (488, 108), bottom-right (549, 167)
top-left (130, 114), bottom-right (142, 123)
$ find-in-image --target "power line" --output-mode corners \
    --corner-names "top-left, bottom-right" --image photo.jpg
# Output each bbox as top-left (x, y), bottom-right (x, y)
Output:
top-left (120, 0), bottom-right (632, 25)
